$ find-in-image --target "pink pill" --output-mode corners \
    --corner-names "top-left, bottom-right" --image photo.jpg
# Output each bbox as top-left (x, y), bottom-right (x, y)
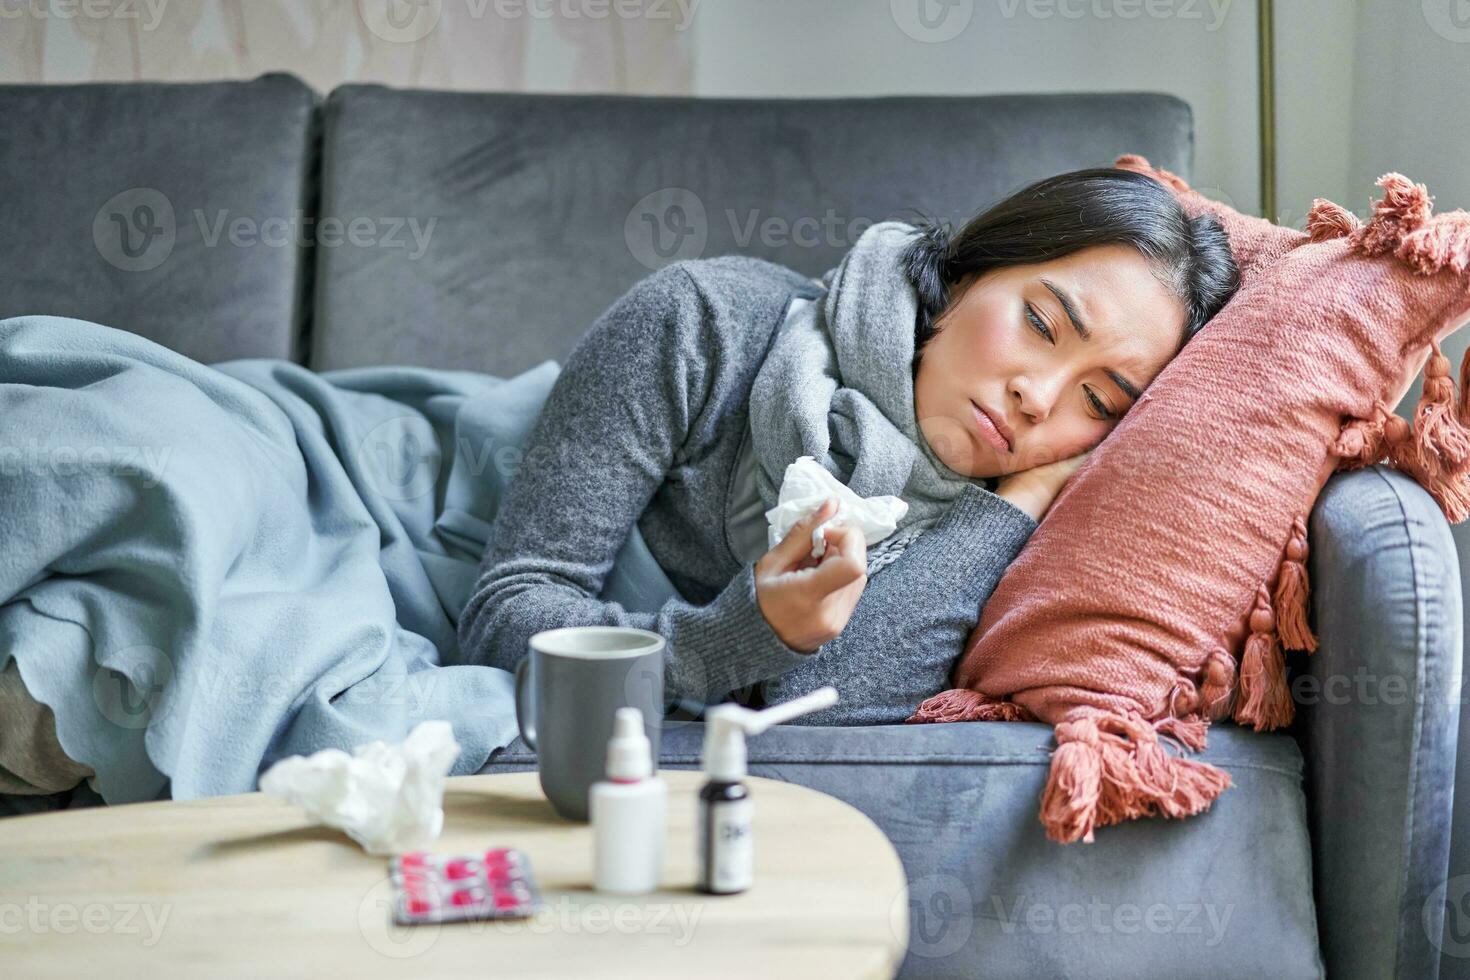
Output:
top-left (492, 890), bottom-right (524, 911)
top-left (445, 858), bottom-right (479, 880)
top-left (450, 886), bottom-right (487, 908)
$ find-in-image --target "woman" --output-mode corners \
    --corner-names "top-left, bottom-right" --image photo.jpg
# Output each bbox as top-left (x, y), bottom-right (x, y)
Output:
top-left (454, 168), bottom-right (1238, 725)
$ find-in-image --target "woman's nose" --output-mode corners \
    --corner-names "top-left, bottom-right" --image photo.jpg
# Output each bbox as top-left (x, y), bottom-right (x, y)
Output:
top-left (1011, 376), bottom-right (1057, 423)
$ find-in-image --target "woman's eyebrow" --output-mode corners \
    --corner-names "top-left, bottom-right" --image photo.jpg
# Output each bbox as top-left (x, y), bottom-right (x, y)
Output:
top-left (1039, 276), bottom-right (1143, 401)
top-left (1040, 277), bottom-right (1091, 341)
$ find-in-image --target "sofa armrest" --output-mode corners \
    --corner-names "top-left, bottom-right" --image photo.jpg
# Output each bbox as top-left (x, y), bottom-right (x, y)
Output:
top-left (1297, 465), bottom-right (1462, 980)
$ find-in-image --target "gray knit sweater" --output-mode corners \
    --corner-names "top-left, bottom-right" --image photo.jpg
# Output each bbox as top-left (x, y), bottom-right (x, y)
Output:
top-left (454, 255), bottom-right (1039, 725)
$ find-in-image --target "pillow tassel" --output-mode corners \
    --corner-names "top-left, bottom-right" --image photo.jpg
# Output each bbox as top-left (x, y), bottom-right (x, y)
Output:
top-left (1349, 173), bottom-right (1434, 257)
top-left (1332, 406), bottom-right (1389, 471)
top-left (1116, 714), bottom-right (1231, 820)
top-left (1384, 411), bottom-right (1416, 471)
top-left (1040, 716), bottom-right (1106, 843)
top-left (1111, 154), bottom-right (1191, 193)
top-left (1396, 210), bottom-right (1470, 276)
top-left (1272, 514), bottom-right (1317, 653)
top-left (1385, 408), bottom-right (1470, 522)
top-left (1426, 467), bottom-right (1470, 524)
top-left (1196, 647), bottom-right (1238, 722)
top-left (1306, 198), bottom-right (1363, 242)
top-left (1232, 585), bottom-right (1295, 730)
top-left (1412, 338), bottom-right (1470, 475)
top-left (1460, 333), bottom-right (1470, 429)
top-left (1041, 711), bottom-right (1232, 845)
top-left (906, 688), bottom-right (1034, 724)
top-left (1156, 713), bottom-right (1211, 752)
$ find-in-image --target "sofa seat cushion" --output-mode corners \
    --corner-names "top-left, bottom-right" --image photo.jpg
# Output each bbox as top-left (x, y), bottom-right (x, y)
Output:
top-left (482, 718), bottom-right (1322, 979)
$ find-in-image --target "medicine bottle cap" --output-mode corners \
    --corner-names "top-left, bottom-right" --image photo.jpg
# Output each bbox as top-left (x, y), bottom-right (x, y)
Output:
top-left (606, 707), bottom-right (652, 781)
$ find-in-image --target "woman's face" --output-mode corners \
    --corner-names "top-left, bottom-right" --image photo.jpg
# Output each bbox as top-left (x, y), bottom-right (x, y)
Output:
top-left (912, 243), bottom-right (1188, 480)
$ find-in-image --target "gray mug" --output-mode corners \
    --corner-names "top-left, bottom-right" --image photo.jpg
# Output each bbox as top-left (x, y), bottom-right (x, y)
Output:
top-left (515, 626), bottom-right (665, 821)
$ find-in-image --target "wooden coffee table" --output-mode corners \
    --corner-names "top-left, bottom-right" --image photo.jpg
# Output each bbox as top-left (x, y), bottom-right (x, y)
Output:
top-left (0, 769), bottom-right (908, 979)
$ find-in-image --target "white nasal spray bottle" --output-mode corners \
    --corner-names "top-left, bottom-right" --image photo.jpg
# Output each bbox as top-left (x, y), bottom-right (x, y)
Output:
top-left (696, 686), bottom-right (839, 895)
top-left (591, 706), bottom-right (667, 895)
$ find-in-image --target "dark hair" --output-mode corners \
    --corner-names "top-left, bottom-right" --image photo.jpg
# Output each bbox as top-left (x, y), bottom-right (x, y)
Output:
top-left (902, 168), bottom-right (1239, 368)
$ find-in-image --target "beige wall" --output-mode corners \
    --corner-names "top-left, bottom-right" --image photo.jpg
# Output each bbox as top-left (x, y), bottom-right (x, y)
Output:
top-left (0, 0), bottom-right (694, 93)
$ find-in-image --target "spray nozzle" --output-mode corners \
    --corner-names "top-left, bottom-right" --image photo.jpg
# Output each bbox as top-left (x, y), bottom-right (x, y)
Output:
top-left (605, 706), bottom-right (653, 781)
top-left (701, 687), bottom-right (838, 781)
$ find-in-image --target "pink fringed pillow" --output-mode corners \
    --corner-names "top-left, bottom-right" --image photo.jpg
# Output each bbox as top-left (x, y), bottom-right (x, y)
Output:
top-left (910, 155), bottom-right (1470, 844)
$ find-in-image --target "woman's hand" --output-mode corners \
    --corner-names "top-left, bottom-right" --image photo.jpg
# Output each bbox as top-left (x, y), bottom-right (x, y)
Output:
top-left (754, 497), bottom-right (868, 653)
top-left (994, 450), bottom-right (1093, 522)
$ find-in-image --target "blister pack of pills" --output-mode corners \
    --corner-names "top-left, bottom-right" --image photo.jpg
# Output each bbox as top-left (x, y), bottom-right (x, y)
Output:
top-left (389, 847), bottom-right (543, 925)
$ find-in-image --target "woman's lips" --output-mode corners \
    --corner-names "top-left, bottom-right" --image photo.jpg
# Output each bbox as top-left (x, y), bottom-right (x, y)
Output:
top-left (969, 400), bottom-right (1011, 453)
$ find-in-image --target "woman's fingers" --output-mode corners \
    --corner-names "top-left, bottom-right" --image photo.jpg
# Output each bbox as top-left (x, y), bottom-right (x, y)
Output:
top-left (764, 499), bottom-right (869, 597)
top-left (807, 523), bottom-right (866, 594)
top-left (821, 521), bottom-right (866, 563)
top-left (1027, 448), bottom-right (1092, 487)
top-left (752, 501), bottom-right (871, 651)
top-left (770, 498), bottom-right (837, 570)
top-left (1055, 449), bottom-right (1092, 480)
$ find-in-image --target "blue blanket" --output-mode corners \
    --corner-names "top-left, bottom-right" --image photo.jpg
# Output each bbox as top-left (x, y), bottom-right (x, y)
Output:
top-left (0, 316), bottom-right (679, 804)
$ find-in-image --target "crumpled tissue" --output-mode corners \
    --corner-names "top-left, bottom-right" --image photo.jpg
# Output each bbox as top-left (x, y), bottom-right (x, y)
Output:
top-left (258, 719), bottom-right (462, 855)
top-left (766, 455), bottom-right (909, 558)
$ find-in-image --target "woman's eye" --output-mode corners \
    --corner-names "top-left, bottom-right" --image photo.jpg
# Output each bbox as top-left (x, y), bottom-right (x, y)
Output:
top-left (1086, 387), bottom-right (1115, 420)
top-left (1024, 303), bottom-right (1053, 343)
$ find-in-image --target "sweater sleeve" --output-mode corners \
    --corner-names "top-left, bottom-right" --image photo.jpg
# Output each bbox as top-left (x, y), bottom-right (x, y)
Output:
top-left (756, 482), bottom-right (1039, 725)
top-left (454, 261), bottom-right (814, 705)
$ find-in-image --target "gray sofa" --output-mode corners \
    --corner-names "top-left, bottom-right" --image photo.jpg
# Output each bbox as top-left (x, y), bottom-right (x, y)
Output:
top-left (2, 73), bottom-right (1462, 980)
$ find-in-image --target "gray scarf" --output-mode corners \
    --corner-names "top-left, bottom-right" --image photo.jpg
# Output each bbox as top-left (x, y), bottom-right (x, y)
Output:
top-left (748, 220), bottom-right (994, 534)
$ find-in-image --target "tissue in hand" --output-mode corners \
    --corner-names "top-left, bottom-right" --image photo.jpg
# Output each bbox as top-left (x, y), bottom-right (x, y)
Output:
top-left (258, 719), bottom-right (461, 855)
top-left (765, 455), bottom-right (909, 558)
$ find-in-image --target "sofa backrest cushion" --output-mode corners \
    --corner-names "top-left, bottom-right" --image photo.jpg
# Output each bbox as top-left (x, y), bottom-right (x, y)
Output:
top-left (0, 73), bottom-right (316, 363)
top-left (310, 88), bottom-right (1194, 373)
